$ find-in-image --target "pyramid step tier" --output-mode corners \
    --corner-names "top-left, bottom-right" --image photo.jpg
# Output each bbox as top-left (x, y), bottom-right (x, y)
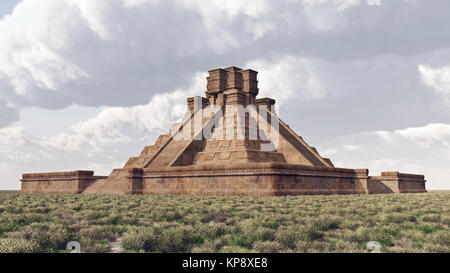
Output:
top-left (193, 149), bottom-right (286, 164)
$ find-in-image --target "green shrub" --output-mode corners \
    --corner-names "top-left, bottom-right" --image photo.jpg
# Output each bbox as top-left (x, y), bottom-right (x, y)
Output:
top-left (80, 227), bottom-right (117, 241)
top-left (0, 191), bottom-right (448, 253)
top-left (298, 224), bottom-right (323, 242)
top-left (198, 223), bottom-right (228, 240)
top-left (122, 226), bottom-right (202, 253)
top-left (0, 238), bottom-right (40, 253)
top-left (274, 224), bottom-right (323, 249)
top-left (0, 222), bottom-right (18, 235)
top-left (122, 227), bottom-right (158, 251)
top-left (191, 239), bottom-right (225, 253)
top-left (275, 228), bottom-right (298, 249)
top-left (420, 214), bottom-right (441, 223)
top-left (312, 216), bottom-right (341, 231)
top-left (200, 211), bottom-right (229, 223)
top-left (258, 215), bottom-right (286, 229)
top-left (226, 222), bottom-right (274, 249)
top-left (254, 241), bottom-right (284, 253)
top-left (423, 243), bottom-right (450, 253)
top-left (219, 245), bottom-right (256, 253)
top-left (428, 230), bottom-right (450, 246)
top-left (83, 244), bottom-right (110, 253)
top-left (441, 216), bottom-right (450, 226)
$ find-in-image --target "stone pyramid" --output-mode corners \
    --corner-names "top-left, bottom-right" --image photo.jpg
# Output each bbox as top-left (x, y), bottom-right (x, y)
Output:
top-left (21, 67), bottom-right (426, 195)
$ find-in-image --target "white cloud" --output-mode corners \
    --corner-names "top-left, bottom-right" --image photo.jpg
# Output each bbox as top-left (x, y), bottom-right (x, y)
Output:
top-left (374, 131), bottom-right (393, 142)
top-left (38, 72), bottom-right (205, 151)
top-left (321, 148), bottom-right (338, 157)
top-left (319, 144), bottom-right (360, 159)
top-left (0, 0), bottom-right (295, 117)
top-left (0, 125), bottom-right (31, 147)
top-left (301, 0), bottom-right (361, 12)
top-left (246, 56), bottom-right (325, 104)
top-left (0, 0), bottom-right (90, 95)
top-left (343, 144), bottom-right (361, 151)
top-left (180, 0), bottom-right (271, 29)
top-left (0, 163), bottom-right (15, 175)
top-left (0, 71), bottom-right (206, 188)
top-left (122, 0), bottom-right (160, 8)
top-left (178, 0), bottom-right (274, 51)
top-left (85, 161), bottom-right (125, 176)
top-left (244, 19), bottom-right (276, 40)
top-left (0, 100), bottom-right (18, 127)
top-left (418, 64), bottom-right (450, 104)
top-left (0, 125), bottom-right (45, 161)
top-left (0, 71), bottom-right (204, 162)
top-left (369, 157), bottom-right (401, 172)
top-left (0, 0), bottom-right (444, 129)
top-left (392, 123), bottom-right (450, 148)
top-left (374, 123), bottom-right (450, 149)
top-left (300, 0), bottom-right (361, 31)
top-left (368, 158), bottom-right (424, 176)
top-left (316, 124), bottom-right (450, 189)
top-left (2, 55), bottom-right (323, 157)
top-left (366, 0), bottom-right (381, 6)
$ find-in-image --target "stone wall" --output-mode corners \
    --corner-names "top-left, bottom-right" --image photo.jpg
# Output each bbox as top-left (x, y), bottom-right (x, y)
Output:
top-left (126, 163), bottom-right (371, 196)
top-left (21, 171), bottom-right (107, 194)
top-left (20, 166), bottom-right (426, 195)
top-left (368, 172), bottom-right (426, 194)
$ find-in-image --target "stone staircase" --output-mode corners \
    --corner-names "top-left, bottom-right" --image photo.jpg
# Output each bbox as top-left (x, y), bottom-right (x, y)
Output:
top-left (122, 134), bottom-right (170, 169)
top-left (192, 112), bottom-right (287, 165)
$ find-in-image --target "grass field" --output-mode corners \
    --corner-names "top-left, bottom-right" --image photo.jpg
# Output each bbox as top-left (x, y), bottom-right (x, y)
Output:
top-left (0, 191), bottom-right (448, 253)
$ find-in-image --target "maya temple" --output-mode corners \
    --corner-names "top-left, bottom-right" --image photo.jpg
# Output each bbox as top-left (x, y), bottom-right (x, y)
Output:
top-left (21, 67), bottom-right (427, 195)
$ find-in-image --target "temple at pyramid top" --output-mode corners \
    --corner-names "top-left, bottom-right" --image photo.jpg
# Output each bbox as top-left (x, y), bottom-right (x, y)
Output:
top-left (188, 66), bottom-right (275, 113)
top-left (207, 66), bottom-right (263, 105)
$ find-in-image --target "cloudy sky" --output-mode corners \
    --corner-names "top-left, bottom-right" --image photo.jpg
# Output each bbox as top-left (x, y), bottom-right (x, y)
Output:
top-left (0, 0), bottom-right (449, 190)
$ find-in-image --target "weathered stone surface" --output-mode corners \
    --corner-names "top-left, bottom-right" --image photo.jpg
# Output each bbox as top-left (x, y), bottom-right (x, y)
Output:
top-left (20, 67), bottom-right (426, 195)
top-left (21, 171), bottom-right (107, 194)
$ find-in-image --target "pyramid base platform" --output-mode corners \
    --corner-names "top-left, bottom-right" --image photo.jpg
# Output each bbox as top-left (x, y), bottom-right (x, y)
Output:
top-left (20, 163), bottom-right (426, 196)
